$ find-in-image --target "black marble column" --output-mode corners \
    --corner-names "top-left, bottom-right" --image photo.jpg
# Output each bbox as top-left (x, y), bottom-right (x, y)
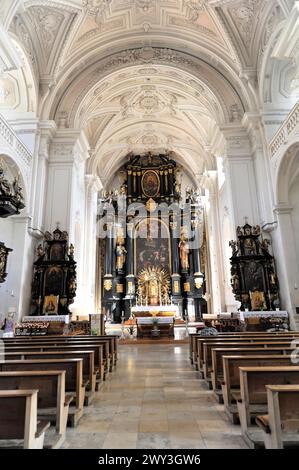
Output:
top-left (169, 214), bottom-right (182, 304)
top-left (104, 221), bottom-right (113, 276)
top-left (159, 168), bottom-right (164, 196)
top-left (164, 169), bottom-right (169, 196)
top-left (127, 168), bottom-right (133, 200)
top-left (137, 169), bottom-right (142, 199)
top-left (132, 171), bottom-right (137, 199)
top-left (103, 219), bottom-right (114, 316)
top-left (168, 166), bottom-right (174, 197)
top-left (191, 217), bottom-right (204, 321)
top-left (125, 219), bottom-right (135, 318)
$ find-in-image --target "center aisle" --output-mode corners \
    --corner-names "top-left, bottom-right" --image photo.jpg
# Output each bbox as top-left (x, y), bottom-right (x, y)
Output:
top-left (63, 344), bottom-right (248, 449)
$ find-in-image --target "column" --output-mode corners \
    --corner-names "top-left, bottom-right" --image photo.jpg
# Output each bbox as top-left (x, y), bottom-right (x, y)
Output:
top-left (169, 214), bottom-right (182, 310)
top-left (137, 168), bottom-right (142, 199)
top-left (168, 165), bottom-right (174, 197)
top-left (221, 127), bottom-right (260, 227)
top-left (191, 215), bottom-right (204, 321)
top-left (273, 206), bottom-right (299, 329)
top-left (43, 129), bottom-right (90, 318)
top-left (205, 172), bottom-right (223, 315)
top-left (30, 122), bottom-right (56, 233)
top-left (127, 167), bottom-right (133, 201)
top-left (159, 168), bottom-right (164, 196)
top-left (243, 114), bottom-right (274, 227)
top-left (80, 175), bottom-right (102, 317)
top-left (124, 218), bottom-right (135, 317)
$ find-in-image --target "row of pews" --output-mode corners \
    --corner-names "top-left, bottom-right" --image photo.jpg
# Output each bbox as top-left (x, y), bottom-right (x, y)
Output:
top-left (0, 334), bottom-right (118, 449)
top-left (189, 331), bottom-right (299, 449)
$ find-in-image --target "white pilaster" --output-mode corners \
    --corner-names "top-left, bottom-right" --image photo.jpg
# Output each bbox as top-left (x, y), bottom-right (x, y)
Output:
top-left (273, 205), bottom-right (299, 330)
top-left (205, 171), bottom-right (224, 315)
top-left (76, 174), bottom-right (102, 317)
top-left (222, 126), bottom-right (260, 227)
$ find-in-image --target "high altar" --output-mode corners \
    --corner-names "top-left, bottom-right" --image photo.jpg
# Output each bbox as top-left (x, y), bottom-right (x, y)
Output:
top-left (99, 152), bottom-right (207, 323)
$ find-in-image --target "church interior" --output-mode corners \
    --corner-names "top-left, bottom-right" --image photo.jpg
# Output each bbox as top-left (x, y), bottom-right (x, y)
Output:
top-left (0, 0), bottom-right (299, 451)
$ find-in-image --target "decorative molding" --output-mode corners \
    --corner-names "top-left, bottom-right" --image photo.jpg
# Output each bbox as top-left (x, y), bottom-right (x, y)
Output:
top-left (62, 46), bottom-right (245, 127)
top-left (0, 113), bottom-right (32, 167)
top-left (270, 101), bottom-right (299, 158)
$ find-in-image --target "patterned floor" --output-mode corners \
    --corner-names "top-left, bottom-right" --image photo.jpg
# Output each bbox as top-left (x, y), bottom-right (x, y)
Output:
top-left (62, 343), bottom-right (248, 449)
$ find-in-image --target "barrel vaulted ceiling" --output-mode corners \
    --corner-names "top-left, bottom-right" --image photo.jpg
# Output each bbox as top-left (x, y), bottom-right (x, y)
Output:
top-left (0, 0), bottom-right (297, 178)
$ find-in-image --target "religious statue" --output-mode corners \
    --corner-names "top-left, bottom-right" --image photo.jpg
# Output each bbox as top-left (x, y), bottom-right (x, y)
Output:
top-left (69, 243), bottom-right (75, 258)
top-left (179, 232), bottom-right (190, 270)
top-left (120, 184), bottom-right (127, 196)
top-left (0, 165), bottom-right (11, 196)
top-left (12, 175), bottom-right (24, 205)
top-left (36, 244), bottom-right (45, 259)
top-left (229, 240), bottom-right (239, 255)
top-left (261, 238), bottom-right (271, 253)
top-left (231, 273), bottom-right (240, 292)
top-left (161, 283), bottom-right (170, 304)
top-left (244, 238), bottom-right (256, 255)
top-left (252, 225), bottom-right (261, 236)
top-left (69, 276), bottom-right (77, 295)
top-left (0, 247), bottom-right (6, 275)
top-left (174, 179), bottom-right (181, 196)
top-left (116, 244), bottom-right (126, 271)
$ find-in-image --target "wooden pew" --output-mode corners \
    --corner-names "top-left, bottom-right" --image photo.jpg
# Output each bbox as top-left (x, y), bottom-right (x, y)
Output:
top-left (0, 390), bottom-right (50, 449)
top-left (220, 355), bottom-right (295, 423)
top-left (211, 346), bottom-right (294, 395)
top-left (4, 335), bottom-right (118, 371)
top-left (256, 385), bottom-right (299, 449)
top-left (196, 335), bottom-right (299, 374)
top-left (0, 371), bottom-right (72, 448)
top-left (4, 339), bottom-right (110, 377)
top-left (2, 350), bottom-right (96, 405)
top-left (190, 332), bottom-right (299, 367)
top-left (237, 366), bottom-right (299, 448)
top-left (0, 358), bottom-right (85, 427)
top-left (202, 340), bottom-right (295, 383)
top-left (4, 343), bottom-right (104, 385)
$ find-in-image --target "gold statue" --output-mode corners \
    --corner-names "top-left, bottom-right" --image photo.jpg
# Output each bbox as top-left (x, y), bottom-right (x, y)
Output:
top-left (179, 231), bottom-right (189, 270)
top-left (116, 244), bottom-right (127, 270)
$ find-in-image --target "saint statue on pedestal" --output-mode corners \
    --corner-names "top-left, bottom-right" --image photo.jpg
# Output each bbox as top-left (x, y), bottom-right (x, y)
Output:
top-left (179, 232), bottom-right (189, 270)
top-left (116, 244), bottom-right (126, 271)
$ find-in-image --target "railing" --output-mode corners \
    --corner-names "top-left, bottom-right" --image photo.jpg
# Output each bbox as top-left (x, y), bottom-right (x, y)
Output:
top-left (270, 102), bottom-right (299, 158)
top-left (0, 113), bottom-right (32, 166)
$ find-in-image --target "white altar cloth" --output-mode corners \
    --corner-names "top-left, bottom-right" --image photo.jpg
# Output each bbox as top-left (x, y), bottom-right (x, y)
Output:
top-left (131, 305), bottom-right (179, 316)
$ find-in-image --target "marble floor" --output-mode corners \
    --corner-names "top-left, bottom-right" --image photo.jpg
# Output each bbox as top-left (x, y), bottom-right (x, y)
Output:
top-left (62, 343), bottom-right (248, 449)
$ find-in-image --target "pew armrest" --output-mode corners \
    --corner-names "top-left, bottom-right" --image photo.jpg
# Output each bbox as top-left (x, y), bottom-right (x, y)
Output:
top-left (231, 391), bottom-right (242, 402)
top-left (256, 415), bottom-right (271, 434)
top-left (36, 420), bottom-right (51, 438)
top-left (65, 395), bottom-right (73, 406)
